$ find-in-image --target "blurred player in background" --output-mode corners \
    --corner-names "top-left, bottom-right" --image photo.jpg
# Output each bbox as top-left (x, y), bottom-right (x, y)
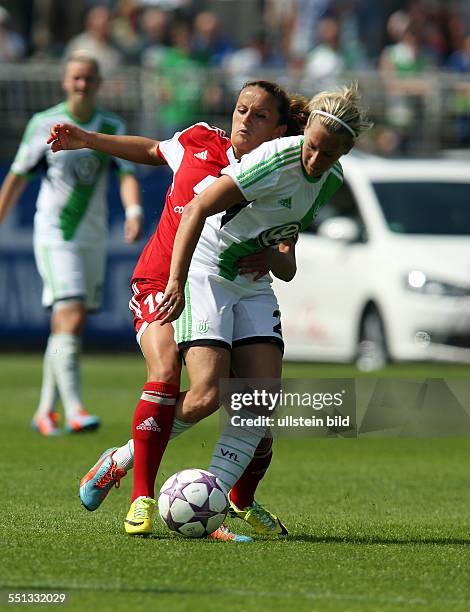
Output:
top-left (49, 81), bottom-right (308, 541)
top-left (0, 52), bottom-right (142, 435)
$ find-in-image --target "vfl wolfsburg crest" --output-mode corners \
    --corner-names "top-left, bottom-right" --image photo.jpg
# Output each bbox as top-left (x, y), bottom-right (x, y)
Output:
top-left (197, 320), bottom-right (209, 333)
top-left (279, 197), bottom-right (292, 209)
top-left (72, 153), bottom-right (102, 185)
top-left (258, 221), bottom-right (301, 247)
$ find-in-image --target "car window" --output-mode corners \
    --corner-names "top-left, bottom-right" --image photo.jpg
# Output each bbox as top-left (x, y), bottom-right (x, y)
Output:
top-left (373, 182), bottom-right (470, 235)
top-left (308, 181), bottom-right (367, 241)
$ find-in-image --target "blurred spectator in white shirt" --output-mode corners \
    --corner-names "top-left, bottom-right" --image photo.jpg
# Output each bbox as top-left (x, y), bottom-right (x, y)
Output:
top-left (64, 6), bottom-right (124, 75)
top-left (286, 0), bottom-right (332, 64)
top-left (303, 17), bottom-right (345, 89)
top-left (0, 6), bottom-right (26, 62)
top-left (223, 29), bottom-right (286, 91)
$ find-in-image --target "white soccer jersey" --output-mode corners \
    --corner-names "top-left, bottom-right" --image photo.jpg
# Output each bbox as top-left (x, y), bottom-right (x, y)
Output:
top-left (191, 134), bottom-right (343, 291)
top-left (11, 102), bottom-right (136, 246)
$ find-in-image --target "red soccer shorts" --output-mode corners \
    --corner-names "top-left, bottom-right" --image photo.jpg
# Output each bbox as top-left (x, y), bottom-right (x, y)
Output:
top-left (129, 278), bottom-right (168, 344)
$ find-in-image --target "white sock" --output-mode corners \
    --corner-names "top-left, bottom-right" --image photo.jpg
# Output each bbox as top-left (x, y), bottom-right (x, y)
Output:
top-left (208, 410), bottom-right (268, 493)
top-left (112, 439), bottom-right (134, 472)
top-left (49, 333), bottom-right (83, 419)
top-left (112, 418), bottom-right (195, 471)
top-left (36, 335), bottom-right (59, 416)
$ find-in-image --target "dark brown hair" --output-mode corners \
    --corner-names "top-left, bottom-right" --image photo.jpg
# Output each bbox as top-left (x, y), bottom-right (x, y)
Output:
top-left (241, 80), bottom-right (310, 136)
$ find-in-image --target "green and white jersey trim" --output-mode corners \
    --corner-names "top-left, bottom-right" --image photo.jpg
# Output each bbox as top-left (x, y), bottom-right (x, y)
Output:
top-left (191, 135), bottom-right (343, 291)
top-left (175, 281), bottom-right (193, 343)
top-left (11, 103), bottom-right (136, 246)
top-left (237, 142), bottom-right (301, 190)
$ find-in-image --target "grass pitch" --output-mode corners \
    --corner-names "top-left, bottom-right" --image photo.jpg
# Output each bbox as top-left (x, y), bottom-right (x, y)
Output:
top-left (1, 355), bottom-right (470, 611)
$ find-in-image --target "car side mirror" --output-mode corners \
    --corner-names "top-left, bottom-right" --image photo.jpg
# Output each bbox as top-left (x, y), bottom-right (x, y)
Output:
top-left (317, 216), bottom-right (361, 243)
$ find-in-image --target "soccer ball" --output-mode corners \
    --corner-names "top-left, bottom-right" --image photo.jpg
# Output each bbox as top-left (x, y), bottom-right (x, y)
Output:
top-left (158, 469), bottom-right (228, 538)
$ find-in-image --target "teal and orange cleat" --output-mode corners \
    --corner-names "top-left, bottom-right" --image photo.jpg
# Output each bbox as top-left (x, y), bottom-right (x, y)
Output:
top-left (208, 524), bottom-right (253, 542)
top-left (66, 410), bottom-right (100, 433)
top-left (32, 411), bottom-right (61, 436)
top-left (228, 493), bottom-right (288, 536)
top-left (79, 447), bottom-right (126, 511)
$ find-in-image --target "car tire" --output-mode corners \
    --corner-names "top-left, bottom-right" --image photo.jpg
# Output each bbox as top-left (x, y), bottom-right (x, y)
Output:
top-left (356, 306), bottom-right (388, 371)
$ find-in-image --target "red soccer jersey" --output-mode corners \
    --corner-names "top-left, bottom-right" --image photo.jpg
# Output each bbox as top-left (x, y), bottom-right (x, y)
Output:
top-left (132, 123), bottom-right (235, 283)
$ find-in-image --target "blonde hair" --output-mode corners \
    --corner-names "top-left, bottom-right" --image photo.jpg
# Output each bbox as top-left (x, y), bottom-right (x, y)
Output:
top-left (307, 83), bottom-right (373, 140)
top-left (65, 51), bottom-right (101, 76)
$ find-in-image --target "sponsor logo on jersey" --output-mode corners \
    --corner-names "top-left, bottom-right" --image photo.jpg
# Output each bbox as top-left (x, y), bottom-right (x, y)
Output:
top-left (72, 154), bottom-right (102, 185)
top-left (194, 150), bottom-right (208, 160)
top-left (197, 320), bottom-right (209, 333)
top-left (279, 197), bottom-right (292, 209)
top-left (173, 206), bottom-right (184, 214)
top-left (258, 222), bottom-right (301, 247)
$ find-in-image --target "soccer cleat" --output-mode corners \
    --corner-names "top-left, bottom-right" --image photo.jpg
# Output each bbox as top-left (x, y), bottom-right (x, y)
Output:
top-left (208, 523), bottom-right (253, 542)
top-left (65, 410), bottom-right (100, 433)
top-left (32, 411), bottom-right (61, 436)
top-left (124, 497), bottom-right (156, 535)
top-left (228, 494), bottom-right (288, 536)
top-left (79, 447), bottom-right (126, 511)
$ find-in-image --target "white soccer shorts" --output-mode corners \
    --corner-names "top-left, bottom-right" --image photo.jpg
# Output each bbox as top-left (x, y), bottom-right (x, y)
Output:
top-left (33, 241), bottom-right (106, 310)
top-left (174, 268), bottom-right (284, 352)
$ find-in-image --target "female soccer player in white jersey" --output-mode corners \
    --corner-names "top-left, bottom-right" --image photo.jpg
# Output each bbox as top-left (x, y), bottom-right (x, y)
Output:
top-left (0, 53), bottom-right (142, 435)
top-left (49, 81), bottom-right (310, 541)
top-left (153, 83), bottom-right (371, 520)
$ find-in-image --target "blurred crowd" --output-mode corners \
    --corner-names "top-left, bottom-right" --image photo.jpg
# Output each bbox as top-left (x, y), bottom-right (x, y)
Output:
top-left (2, 1), bottom-right (469, 71)
top-left (1, 0), bottom-right (470, 151)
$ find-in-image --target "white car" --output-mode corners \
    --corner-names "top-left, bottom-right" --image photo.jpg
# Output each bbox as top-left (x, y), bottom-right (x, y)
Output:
top-left (273, 152), bottom-right (470, 368)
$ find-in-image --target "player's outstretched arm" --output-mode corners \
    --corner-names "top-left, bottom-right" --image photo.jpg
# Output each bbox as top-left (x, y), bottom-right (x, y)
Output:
top-left (0, 172), bottom-right (28, 224)
top-left (48, 123), bottom-right (165, 166)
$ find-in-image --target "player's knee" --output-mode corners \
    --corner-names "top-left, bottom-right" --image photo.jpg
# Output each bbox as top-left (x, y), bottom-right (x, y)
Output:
top-left (52, 300), bottom-right (86, 334)
top-left (146, 351), bottom-right (181, 385)
top-left (180, 387), bottom-right (219, 423)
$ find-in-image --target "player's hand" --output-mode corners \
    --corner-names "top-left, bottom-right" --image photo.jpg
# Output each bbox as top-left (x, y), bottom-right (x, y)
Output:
top-left (154, 278), bottom-right (185, 325)
top-left (124, 217), bottom-right (142, 243)
top-left (236, 247), bottom-right (273, 281)
top-left (47, 123), bottom-right (89, 152)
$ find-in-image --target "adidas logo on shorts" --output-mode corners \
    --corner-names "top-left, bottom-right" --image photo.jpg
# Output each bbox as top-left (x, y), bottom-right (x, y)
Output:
top-left (194, 150), bottom-right (208, 160)
top-left (136, 417), bottom-right (160, 432)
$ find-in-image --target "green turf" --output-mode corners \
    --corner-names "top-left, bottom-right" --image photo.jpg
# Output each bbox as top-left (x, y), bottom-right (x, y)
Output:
top-left (1, 355), bottom-right (470, 611)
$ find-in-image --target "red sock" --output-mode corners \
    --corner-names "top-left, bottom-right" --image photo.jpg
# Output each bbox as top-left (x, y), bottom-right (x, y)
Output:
top-left (131, 381), bottom-right (179, 501)
top-left (229, 435), bottom-right (273, 509)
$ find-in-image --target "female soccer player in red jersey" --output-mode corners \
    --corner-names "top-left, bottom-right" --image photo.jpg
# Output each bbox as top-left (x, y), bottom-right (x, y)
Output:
top-left (155, 84), bottom-right (371, 534)
top-left (49, 81), bottom-right (310, 540)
